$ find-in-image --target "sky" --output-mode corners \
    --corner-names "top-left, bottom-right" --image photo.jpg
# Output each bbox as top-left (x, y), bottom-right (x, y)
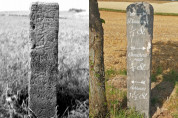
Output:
top-left (0, 0), bottom-right (89, 11)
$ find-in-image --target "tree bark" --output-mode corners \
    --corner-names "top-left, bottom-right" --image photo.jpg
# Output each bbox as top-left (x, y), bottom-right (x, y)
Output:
top-left (89, 0), bottom-right (108, 117)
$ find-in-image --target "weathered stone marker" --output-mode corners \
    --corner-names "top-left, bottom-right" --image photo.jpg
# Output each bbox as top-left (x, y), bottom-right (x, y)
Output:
top-left (29, 3), bottom-right (59, 118)
top-left (126, 2), bottom-right (153, 118)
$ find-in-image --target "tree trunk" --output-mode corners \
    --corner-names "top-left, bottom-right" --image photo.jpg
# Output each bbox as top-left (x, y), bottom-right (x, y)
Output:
top-left (89, 0), bottom-right (108, 117)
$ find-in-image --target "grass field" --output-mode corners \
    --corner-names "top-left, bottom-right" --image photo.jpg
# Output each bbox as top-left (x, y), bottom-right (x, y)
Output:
top-left (100, 10), bottom-right (178, 118)
top-left (0, 11), bottom-right (89, 117)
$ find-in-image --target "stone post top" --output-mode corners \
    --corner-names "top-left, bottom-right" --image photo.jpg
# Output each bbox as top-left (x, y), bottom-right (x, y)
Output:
top-left (31, 2), bottom-right (59, 6)
top-left (30, 2), bottom-right (59, 10)
top-left (126, 2), bottom-right (153, 12)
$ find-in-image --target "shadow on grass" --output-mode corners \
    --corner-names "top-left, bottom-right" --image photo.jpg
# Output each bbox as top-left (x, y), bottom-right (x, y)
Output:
top-left (152, 41), bottom-right (178, 73)
top-left (56, 58), bottom-right (89, 117)
top-left (151, 40), bottom-right (178, 116)
top-left (151, 70), bottom-right (178, 117)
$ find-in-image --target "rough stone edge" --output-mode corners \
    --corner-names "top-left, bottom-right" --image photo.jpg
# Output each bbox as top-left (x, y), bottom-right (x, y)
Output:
top-left (126, 2), bottom-right (154, 118)
top-left (126, 2), bottom-right (154, 14)
top-left (28, 2), bottom-right (59, 117)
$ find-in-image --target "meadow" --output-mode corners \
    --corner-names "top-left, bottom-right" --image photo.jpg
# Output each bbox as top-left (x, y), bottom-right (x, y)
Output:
top-left (0, 11), bottom-right (89, 118)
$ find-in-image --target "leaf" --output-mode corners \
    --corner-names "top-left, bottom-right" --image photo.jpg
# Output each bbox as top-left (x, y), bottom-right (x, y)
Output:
top-left (100, 18), bottom-right (105, 24)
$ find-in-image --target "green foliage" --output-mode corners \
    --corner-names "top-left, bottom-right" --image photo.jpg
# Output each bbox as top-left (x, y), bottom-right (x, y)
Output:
top-left (100, 18), bottom-right (105, 24)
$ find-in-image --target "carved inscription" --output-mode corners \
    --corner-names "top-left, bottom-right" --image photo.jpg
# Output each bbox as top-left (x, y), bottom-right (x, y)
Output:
top-left (126, 2), bottom-right (153, 118)
top-left (29, 3), bottom-right (59, 118)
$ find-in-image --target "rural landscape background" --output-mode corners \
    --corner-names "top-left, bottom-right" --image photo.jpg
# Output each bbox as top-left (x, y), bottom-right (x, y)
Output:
top-left (0, 0), bottom-right (177, 118)
top-left (98, 0), bottom-right (178, 118)
top-left (0, 9), bottom-right (89, 118)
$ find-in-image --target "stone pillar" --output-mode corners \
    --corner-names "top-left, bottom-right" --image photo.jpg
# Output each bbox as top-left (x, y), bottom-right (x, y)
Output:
top-left (126, 2), bottom-right (153, 118)
top-left (29, 2), bottom-right (59, 118)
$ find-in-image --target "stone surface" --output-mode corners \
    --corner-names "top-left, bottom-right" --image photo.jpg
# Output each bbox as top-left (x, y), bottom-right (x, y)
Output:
top-left (29, 2), bottom-right (59, 118)
top-left (126, 2), bottom-right (153, 118)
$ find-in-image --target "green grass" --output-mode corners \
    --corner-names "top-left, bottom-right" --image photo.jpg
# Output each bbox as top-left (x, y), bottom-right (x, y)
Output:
top-left (151, 66), bottom-right (163, 82)
top-left (105, 66), bottom-right (178, 117)
top-left (163, 70), bottom-right (178, 83)
top-left (105, 81), bottom-right (144, 118)
top-left (105, 68), bottom-right (127, 81)
top-left (154, 12), bottom-right (178, 16)
top-left (168, 81), bottom-right (178, 117)
top-left (105, 68), bottom-right (117, 78)
top-left (164, 70), bottom-right (178, 116)
top-left (151, 74), bottom-right (157, 82)
top-left (106, 84), bottom-right (143, 118)
top-left (151, 66), bottom-right (178, 83)
top-left (119, 69), bottom-right (127, 75)
top-left (105, 83), bottom-right (144, 118)
top-left (176, 82), bottom-right (178, 95)
top-left (110, 108), bottom-right (144, 118)
top-left (105, 68), bottom-right (127, 78)
top-left (151, 67), bottom-right (178, 117)
top-left (99, 8), bottom-right (126, 13)
top-left (99, 8), bottom-right (178, 16)
top-left (151, 97), bottom-right (161, 106)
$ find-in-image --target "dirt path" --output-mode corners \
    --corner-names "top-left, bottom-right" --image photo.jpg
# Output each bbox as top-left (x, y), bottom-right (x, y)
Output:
top-left (98, 1), bottom-right (178, 13)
